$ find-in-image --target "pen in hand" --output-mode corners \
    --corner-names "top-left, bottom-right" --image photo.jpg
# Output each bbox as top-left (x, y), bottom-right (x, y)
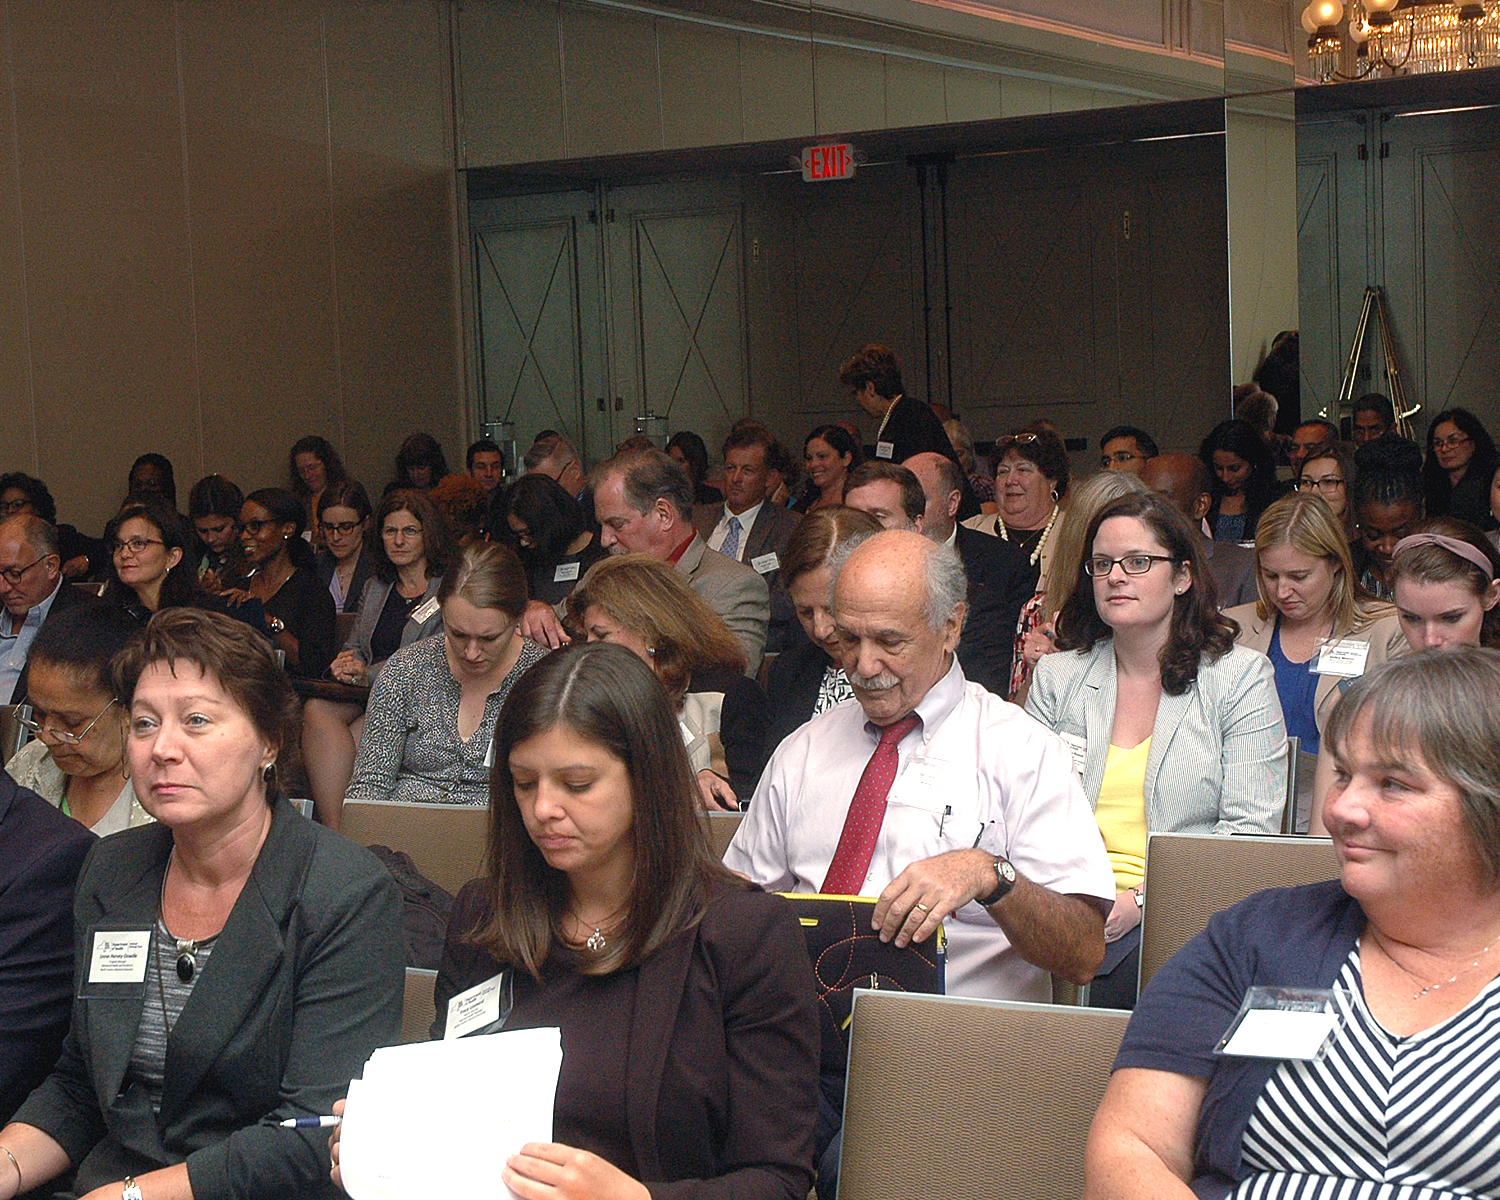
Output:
top-left (280, 1116), bottom-right (342, 1129)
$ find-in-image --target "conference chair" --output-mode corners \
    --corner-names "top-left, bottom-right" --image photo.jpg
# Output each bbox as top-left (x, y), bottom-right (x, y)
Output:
top-left (0, 705), bottom-right (27, 762)
top-left (401, 968), bottom-right (439, 1045)
top-left (340, 800), bottom-right (491, 896)
top-left (838, 991), bottom-right (1129, 1200)
top-left (699, 810), bottom-right (744, 861)
top-left (1138, 831), bottom-right (1340, 993)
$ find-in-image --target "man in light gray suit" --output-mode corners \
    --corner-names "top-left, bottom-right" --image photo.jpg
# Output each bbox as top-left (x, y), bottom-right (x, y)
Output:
top-left (521, 447), bottom-right (769, 673)
top-left (1142, 453), bottom-right (1258, 609)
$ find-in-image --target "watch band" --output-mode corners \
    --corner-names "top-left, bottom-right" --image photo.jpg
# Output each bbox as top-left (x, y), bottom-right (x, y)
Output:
top-left (123, 1177), bottom-right (144, 1200)
top-left (975, 856), bottom-right (1017, 908)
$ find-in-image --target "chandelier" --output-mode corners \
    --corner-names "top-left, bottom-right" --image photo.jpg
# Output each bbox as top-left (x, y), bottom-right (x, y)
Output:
top-left (1300, 0), bottom-right (1500, 82)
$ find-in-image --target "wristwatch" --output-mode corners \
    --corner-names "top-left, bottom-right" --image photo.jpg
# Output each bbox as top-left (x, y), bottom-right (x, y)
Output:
top-left (123, 1177), bottom-right (143, 1200)
top-left (975, 856), bottom-right (1017, 908)
top-left (1132, 887), bottom-right (1145, 910)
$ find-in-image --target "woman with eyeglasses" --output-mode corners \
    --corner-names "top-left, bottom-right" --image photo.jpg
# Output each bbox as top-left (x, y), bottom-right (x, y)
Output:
top-left (5, 602), bottom-right (151, 835)
top-left (101, 496), bottom-right (202, 623)
top-left (1423, 407), bottom-right (1498, 531)
top-left (302, 490), bottom-right (450, 828)
top-left (1294, 441), bottom-right (1359, 545)
top-left (218, 489), bottom-right (336, 681)
top-left (1026, 491), bottom-right (1287, 1007)
top-left (313, 480), bottom-right (375, 615)
top-left (344, 542), bottom-right (548, 808)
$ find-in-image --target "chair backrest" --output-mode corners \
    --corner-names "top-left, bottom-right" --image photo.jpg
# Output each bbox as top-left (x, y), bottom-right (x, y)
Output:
top-left (340, 800), bottom-right (491, 896)
top-left (698, 810), bottom-right (743, 861)
top-left (839, 991), bottom-right (1129, 1200)
top-left (1139, 832), bottom-right (1341, 991)
top-left (0, 705), bottom-right (28, 763)
top-left (401, 967), bottom-right (438, 1044)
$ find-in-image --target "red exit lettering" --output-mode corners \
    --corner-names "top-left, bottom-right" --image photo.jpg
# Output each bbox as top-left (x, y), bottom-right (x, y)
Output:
top-left (800, 143), bottom-right (855, 182)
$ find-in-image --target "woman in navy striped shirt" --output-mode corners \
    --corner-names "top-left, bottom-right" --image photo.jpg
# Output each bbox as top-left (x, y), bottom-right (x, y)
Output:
top-left (1085, 649), bottom-right (1500, 1200)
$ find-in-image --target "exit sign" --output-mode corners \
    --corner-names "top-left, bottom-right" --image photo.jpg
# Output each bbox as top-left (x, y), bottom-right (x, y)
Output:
top-left (801, 143), bottom-right (856, 182)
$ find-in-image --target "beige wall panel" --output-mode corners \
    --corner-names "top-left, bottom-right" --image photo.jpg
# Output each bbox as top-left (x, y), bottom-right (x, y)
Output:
top-left (1000, 75), bottom-right (1051, 118)
top-left (812, 44), bottom-right (886, 135)
top-left (659, 21), bottom-right (743, 150)
top-left (459, 0), bottom-right (563, 168)
top-left (325, 0), bottom-right (463, 489)
top-left (1049, 83), bottom-right (1102, 112)
top-left (0, 4), bottom-right (35, 472)
top-left (177, 3), bottom-right (339, 496)
top-left (1227, 109), bottom-right (1298, 382)
top-left (943, 66), bottom-right (1002, 124)
top-left (561, 5), bottom-right (660, 158)
top-left (10, 1), bottom-right (198, 528)
top-left (884, 55), bottom-right (946, 129)
top-left (740, 33), bottom-right (815, 144)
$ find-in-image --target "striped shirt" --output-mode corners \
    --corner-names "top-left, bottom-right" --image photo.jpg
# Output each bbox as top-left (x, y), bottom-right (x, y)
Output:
top-left (128, 922), bottom-right (216, 1114)
top-left (1237, 947), bottom-right (1500, 1199)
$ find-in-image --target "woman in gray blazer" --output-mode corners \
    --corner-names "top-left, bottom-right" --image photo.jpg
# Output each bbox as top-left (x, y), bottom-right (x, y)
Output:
top-left (1026, 492), bottom-right (1287, 1006)
top-left (0, 609), bottom-right (403, 1200)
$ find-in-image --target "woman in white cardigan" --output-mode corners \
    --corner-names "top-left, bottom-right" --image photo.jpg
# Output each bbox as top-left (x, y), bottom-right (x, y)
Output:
top-left (1026, 491), bottom-right (1287, 1006)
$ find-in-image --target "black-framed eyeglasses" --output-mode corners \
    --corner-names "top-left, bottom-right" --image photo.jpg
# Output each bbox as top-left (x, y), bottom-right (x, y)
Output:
top-left (0, 556), bottom-right (46, 586)
top-left (1085, 554), bottom-right (1178, 577)
top-left (241, 519), bottom-right (282, 535)
top-left (16, 698), bottom-right (118, 745)
top-left (0, 497), bottom-right (31, 515)
top-left (1296, 475), bottom-right (1345, 495)
top-left (110, 537), bottom-right (164, 557)
top-left (322, 521), bottom-right (363, 537)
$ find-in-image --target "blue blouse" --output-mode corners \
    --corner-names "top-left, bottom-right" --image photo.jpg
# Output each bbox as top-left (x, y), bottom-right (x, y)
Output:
top-left (1267, 620), bottom-right (1320, 755)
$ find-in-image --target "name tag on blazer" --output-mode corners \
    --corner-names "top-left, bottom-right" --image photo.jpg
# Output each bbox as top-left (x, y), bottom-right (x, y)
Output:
top-left (1058, 732), bottom-right (1088, 780)
top-left (81, 925), bottom-right (153, 998)
top-left (553, 562), bottom-right (581, 583)
top-left (750, 551), bottom-right (780, 575)
top-left (1314, 639), bottom-right (1370, 678)
top-left (411, 595), bottom-right (441, 625)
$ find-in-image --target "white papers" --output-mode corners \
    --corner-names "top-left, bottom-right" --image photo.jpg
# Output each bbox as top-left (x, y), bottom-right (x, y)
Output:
top-left (339, 1026), bottom-right (563, 1200)
top-left (1219, 1008), bottom-right (1337, 1060)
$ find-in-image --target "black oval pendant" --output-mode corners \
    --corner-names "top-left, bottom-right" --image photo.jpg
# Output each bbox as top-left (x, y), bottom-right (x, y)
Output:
top-left (176, 953), bottom-right (195, 983)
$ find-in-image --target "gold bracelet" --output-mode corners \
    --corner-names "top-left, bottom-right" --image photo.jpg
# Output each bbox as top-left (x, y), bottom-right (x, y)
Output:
top-left (0, 1145), bottom-right (21, 1193)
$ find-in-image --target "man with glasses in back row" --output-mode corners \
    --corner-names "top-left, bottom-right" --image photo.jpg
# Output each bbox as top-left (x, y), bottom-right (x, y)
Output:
top-left (0, 515), bottom-right (85, 705)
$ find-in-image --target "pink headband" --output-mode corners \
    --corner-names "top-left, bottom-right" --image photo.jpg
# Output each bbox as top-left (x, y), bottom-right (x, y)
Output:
top-left (1393, 533), bottom-right (1496, 581)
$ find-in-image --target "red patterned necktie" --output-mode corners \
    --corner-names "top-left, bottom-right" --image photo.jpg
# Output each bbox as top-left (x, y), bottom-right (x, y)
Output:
top-left (820, 712), bottom-right (922, 895)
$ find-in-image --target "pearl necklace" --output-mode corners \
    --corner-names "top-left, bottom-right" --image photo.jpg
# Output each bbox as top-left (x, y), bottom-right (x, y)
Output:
top-left (996, 504), bottom-right (1059, 567)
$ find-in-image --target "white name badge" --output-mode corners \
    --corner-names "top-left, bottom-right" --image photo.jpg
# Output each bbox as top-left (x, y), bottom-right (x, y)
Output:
top-left (1215, 986), bottom-right (1347, 1061)
top-left (444, 973), bottom-right (506, 1040)
top-left (875, 441), bottom-right (895, 460)
top-left (88, 928), bottom-right (152, 985)
top-left (411, 595), bottom-right (441, 625)
top-left (750, 551), bottom-right (780, 575)
top-left (1059, 732), bottom-right (1088, 780)
top-left (1314, 639), bottom-right (1370, 678)
top-left (553, 561), bottom-right (581, 583)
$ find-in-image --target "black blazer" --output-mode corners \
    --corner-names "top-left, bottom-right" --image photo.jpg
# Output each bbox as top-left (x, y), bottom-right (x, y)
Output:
top-left (876, 396), bottom-right (980, 520)
top-left (13, 799), bottom-right (405, 1199)
top-left (953, 524), bottom-right (1039, 699)
top-left (313, 546), bottom-right (376, 614)
top-left (264, 565), bottom-right (338, 680)
top-left (436, 880), bottom-right (820, 1200)
top-left (7, 578), bottom-right (91, 704)
top-left (762, 627), bottom-right (836, 759)
top-left (0, 770), bottom-right (95, 1123)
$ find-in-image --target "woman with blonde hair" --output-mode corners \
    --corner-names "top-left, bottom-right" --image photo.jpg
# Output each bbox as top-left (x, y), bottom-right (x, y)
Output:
top-left (1013, 470), bottom-right (1149, 703)
top-left (1228, 493), bottom-right (1403, 759)
top-left (567, 553), bottom-right (769, 810)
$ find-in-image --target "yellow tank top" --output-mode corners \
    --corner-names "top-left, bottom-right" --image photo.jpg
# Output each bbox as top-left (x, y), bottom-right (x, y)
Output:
top-left (1095, 738), bottom-right (1150, 891)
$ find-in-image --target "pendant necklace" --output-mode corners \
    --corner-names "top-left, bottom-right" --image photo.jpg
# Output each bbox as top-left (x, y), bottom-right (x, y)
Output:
top-left (1370, 926), bottom-right (1500, 1000)
top-left (568, 903), bottom-right (627, 954)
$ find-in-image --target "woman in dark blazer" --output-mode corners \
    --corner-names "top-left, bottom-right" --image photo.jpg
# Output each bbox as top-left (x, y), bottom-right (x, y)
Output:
top-left (0, 608), bottom-right (404, 1200)
top-left (312, 480), bottom-right (376, 615)
top-left (763, 505), bottom-right (882, 757)
top-left (330, 643), bottom-right (820, 1200)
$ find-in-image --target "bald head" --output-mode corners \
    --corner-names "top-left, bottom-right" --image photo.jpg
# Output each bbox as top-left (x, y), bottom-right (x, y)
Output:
top-left (0, 513), bottom-right (61, 617)
top-left (1141, 453), bottom-right (1214, 524)
top-left (831, 529), bottom-right (966, 724)
top-left (903, 452), bottom-right (964, 541)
